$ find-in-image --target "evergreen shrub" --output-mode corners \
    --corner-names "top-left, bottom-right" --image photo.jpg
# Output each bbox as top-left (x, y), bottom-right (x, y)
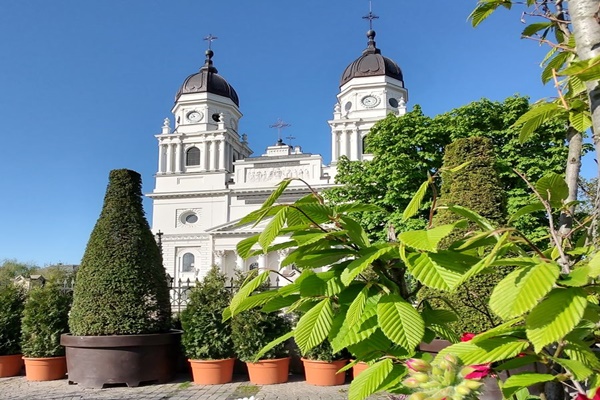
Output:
top-left (302, 340), bottom-right (348, 363)
top-left (181, 266), bottom-right (234, 360)
top-left (0, 284), bottom-right (25, 355)
top-left (419, 137), bottom-right (509, 334)
top-left (21, 285), bottom-right (71, 358)
top-left (68, 169), bottom-right (171, 336)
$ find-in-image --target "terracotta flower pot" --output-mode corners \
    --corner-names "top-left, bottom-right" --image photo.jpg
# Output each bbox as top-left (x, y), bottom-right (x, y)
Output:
top-left (302, 358), bottom-right (347, 386)
top-left (189, 358), bottom-right (235, 385)
top-left (246, 357), bottom-right (290, 385)
top-left (352, 361), bottom-right (369, 379)
top-left (23, 356), bottom-right (67, 381)
top-left (0, 354), bottom-right (23, 377)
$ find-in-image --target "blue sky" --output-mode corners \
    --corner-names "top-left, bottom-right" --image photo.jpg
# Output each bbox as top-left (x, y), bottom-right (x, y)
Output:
top-left (0, 1), bottom-right (592, 266)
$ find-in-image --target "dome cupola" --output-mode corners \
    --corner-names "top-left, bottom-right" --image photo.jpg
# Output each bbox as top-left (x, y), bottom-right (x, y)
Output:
top-left (339, 29), bottom-right (403, 87)
top-left (175, 49), bottom-right (239, 106)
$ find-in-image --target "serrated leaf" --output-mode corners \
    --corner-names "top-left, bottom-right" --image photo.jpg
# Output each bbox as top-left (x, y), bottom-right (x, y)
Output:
top-left (341, 245), bottom-right (395, 285)
top-left (526, 288), bottom-right (587, 352)
top-left (469, 318), bottom-right (524, 344)
top-left (589, 252), bottom-right (600, 278)
top-left (295, 203), bottom-right (334, 225)
top-left (490, 263), bottom-right (560, 320)
top-left (295, 248), bottom-right (352, 269)
top-left (560, 266), bottom-right (591, 287)
top-left (542, 50), bottom-right (570, 84)
top-left (402, 180), bottom-right (429, 221)
top-left (436, 337), bottom-right (529, 365)
top-left (448, 205), bottom-right (496, 231)
top-left (377, 294), bottom-right (424, 350)
top-left (348, 358), bottom-right (394, 400)
top-left (339, 215), bottom-right (370, 248)
top-left (332, 294), bottom-right (381, 352)
top-left (564, 343), bottom-right (600, 370)
top-left (398, 222), bottom-right (464, 252)
top-left (258, 207), bottom-right (288, 251)
top-left (347, 285), bottom-right (369, 327)
top-left (535, 173), bottom-right (568, 203)
top-left (509, 202), bottom-right (546, 223)
top-left (501, 373), bottom-right (556, 398)
top-left (552, 357), bottom-right (593, 380)
top-left (228, 270), bottom-right (270, 317)
top-left (236, 235), bottom-right (259, 258)
top-left (252, 330), bottom-right (295, 362)
top-left (569, 109), bottom-right (593, 133)
top-left (295, 298), bottom-right (334, 354)
top-left (263, 179), bottom-right (292, 208)
top-left (469, 1), bottom-right (500, 27)
top-left (562, 54), bottom-right (600, 81)
top-left (513, 102), bottom-right (564, 143)
top-left (232, 290), bottom-right (280, 315)
top-left (522, 21), bottom-right (553, 37)
top-left (261, 294), bottom-right (300, 312)
top-left (406, 251), bottom-right (472, 291)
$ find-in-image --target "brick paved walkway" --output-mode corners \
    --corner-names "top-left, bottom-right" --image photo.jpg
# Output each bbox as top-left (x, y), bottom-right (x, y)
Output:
top-left (0, 373), bottom-right (389, 400)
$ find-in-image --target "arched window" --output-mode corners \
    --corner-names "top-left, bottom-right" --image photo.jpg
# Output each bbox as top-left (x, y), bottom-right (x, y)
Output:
top-left (182, 253), bottom-right (195, 272)
top-left (186, 147), bottom-right (200, 166)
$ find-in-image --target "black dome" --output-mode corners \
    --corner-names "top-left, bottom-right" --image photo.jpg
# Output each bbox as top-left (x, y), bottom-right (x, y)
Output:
top-left (175, 49), bottom-right (239, 106)
top-left (340, 30), bottom-right (403, 87)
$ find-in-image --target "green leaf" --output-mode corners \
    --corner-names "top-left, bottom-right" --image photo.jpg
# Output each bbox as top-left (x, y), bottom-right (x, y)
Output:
top-left (377, 294), bottom-right (424, 350)
top-left (564, 343), bottom-right (600, 370)
top-left (512, 102), bottom-right (563, 143)
top-left (560, 266), bottom-right (591, 287)
top-left (332, 294), bottom-right (381, 352)
top-left (542, 51), bottom-right (570, 84)
top-left (561, 54), bottom-right (600, 81)
top-left (228, 270), bottom-right (270, 317)
top-left (232, 290), bottom-right (280, 315)
top-left (447, 205), bottom-right (496, 231)
top-left (295, 203), bottom-right (334, 225)
top-left (236, 235), bottom-right (259, 259)
top-left (535, 173), bottom-right (568, 204)
top-left (261, 294), bottom-right (300, 313)
top-left (501, 373), bottom-right (556, 398)
top-left (569, 110), bottom-right (593, 133)
top-left (490, 262), bottom-right (560, 320)
top-left (437, 337), bottom-right (529, 365)
top-left (339, 215), bottom-right (371, 248)
top-left (402, 180), bottom-right (429, 221)
top-left (405, 251), bottom-right (472, 291)
top-left (252, 330), bottom-right (295, 362)
top-left (335, 203), bottom-right (383, 214)
top-left (526, 288), bottom-right (587, 352)
top-left (522, 21), bottom-right (553, 37)
top-left (341, 245), bottom-right (396, 285)
top-left (347, 285), bottom-right (370, 327)
top-left (551, 357), bottom-right (593, 380)
top-left (294, 298), bottom-right (334, 354)
top-left (469, 1), bottom-right (502, 27)
top-left (295, 248), bottom-right (352, 269)
top-left (398, 222), bottom-right (464, 252)
top-left (258, 207), bottom-right (288, 251)
top-left (469, 318), bottom-right (524, 344)
top-left (588, 252), bottom-right (600, 278)
top-left (263, 179), bottom-right (292, 209)
top-left (348, 358), bottom-right (394, 400)
top-left (509, 202), bottom-right (546, 223)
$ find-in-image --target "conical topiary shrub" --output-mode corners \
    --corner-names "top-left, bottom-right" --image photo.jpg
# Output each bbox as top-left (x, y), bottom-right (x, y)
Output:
top-left (62, 169), bottom-right (177, 388)
top-left (69, 169), bottom-right (171, 335)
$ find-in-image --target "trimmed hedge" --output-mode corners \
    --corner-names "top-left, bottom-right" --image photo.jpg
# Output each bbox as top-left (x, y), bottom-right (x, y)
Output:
top-left (68, 169), bottom-right (171, 335)
top-left (419, 137), bottom-right (508, 334)
top-left (0, 284), bottom-right (25, 355)
top-left (181, 266), bottom-right (234, 360)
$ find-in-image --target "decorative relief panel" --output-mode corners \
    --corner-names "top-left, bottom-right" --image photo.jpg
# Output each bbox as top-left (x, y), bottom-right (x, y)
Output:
top-left (245, 167), bottom-right (311, 183)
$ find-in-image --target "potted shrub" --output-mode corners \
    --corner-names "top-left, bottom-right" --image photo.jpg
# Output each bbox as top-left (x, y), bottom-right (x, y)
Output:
top-left (61, 169), bottom-right (177, 388)
top-left (21, 284), bottom-right (71, 381)
top-left (0, 284), bottom-right (25, 377)
top-left (231, 274), bottom-right (292, 385)
top-left (301, 340), bottom-right (349, 386)
top-left (180, 265), bottom-right (235, 384)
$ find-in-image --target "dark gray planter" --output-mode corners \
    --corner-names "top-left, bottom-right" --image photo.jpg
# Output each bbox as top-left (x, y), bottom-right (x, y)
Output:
top-left (61, 330), bottom-right (182, 388)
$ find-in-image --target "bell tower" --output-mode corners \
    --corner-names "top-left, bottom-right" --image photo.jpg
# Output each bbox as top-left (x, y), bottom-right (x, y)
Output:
top-left (328, 7), bottom-right (408, 170)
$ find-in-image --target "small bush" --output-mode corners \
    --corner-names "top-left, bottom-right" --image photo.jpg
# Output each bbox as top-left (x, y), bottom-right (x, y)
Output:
top-left (0, 285), bottom-right (25, 355)
top-left (21, 285), bottom-right (71, 358)
top-left (68, 169), bottom-right (171, 336)
top-left (181, 266), bottom-right (234, 360)
top-left (302, 340), bottom-right (348, 362)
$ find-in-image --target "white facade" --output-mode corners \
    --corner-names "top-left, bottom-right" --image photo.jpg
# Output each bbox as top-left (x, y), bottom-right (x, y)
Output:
top-left (148, 30), bottom-right (408, 284)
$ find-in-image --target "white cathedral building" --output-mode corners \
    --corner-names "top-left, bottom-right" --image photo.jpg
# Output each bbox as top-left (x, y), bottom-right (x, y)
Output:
top-left (148, 28), bottom-right (408, 284)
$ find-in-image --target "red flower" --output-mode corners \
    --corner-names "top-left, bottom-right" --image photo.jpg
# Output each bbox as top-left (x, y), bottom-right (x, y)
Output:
top-left (461, 332), bottom-right (476, 342)
top-left (575, 394), bottom-right (590, 400)
top-left (464, 364), bottom-right (492, 380)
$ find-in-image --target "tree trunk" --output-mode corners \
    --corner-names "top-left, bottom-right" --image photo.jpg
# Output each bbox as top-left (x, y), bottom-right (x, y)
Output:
top-left (558, 127), bottom-right (583, 242)
top-left (570, 0), bottom-right (600, 189)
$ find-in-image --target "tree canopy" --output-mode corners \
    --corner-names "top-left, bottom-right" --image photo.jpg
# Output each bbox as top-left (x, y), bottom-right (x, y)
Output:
top-left (326, 96), bottom-right (576, 243)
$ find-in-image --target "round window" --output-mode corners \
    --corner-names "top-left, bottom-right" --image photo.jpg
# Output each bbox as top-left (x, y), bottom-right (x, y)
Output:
top-left (185, 214), bottom-right (198, 224)
top-left (212, 113), bottom-right (220, 122)
top-left (389, 98), bottom-right (398, 108)
top-left (344, 102), bottom-right (352, 111)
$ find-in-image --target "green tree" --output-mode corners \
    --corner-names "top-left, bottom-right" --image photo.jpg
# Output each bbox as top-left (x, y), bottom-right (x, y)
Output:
top-left (327, 96), bottom-right (572, 244)
top-left (0, 259), bottom-right (39, 285)
top-left (68, 169), bottom-right (171, 336)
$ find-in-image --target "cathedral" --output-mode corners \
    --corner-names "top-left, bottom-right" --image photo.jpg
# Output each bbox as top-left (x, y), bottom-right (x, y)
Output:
top-left (149, 26), bottom-right (408, 284)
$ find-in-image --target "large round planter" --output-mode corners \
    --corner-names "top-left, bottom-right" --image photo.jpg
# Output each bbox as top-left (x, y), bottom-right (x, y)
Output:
top-left (302, 358), bottom-right (347, 386)
top-left (352, 361), bottom-right (369, 379)
top-left (23, 356), bottom-right (67, 381)
top-left (0, 354), bottom-right (23, 377)
top-left (60, 330), bottom-right (182, 388)
top-left (189, 358), bottom-right (235, 385)
top-left (246, 357), bottom-right (290, 385)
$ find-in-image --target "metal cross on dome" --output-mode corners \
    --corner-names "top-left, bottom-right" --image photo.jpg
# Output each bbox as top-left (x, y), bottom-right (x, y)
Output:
top-left (362, 1), bottom-right (379, 30)
top-left (203, 33), bottom-right (218, 50)
top-left (269, 118), bottom-right (292, 142)
top-left (286, 135), bottom-right (296, 147)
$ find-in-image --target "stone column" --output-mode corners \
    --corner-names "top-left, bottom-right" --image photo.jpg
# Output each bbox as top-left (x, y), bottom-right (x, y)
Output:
top-left (157, 143), bottom-right (164, 174)
top-left (219, 140), bottom-right (226, 171)
top-left (165, 143), bottom-right (173, 173)
top-left (236, 253), bottom-right (245, 271)
top-left (202, 141), bottom-right (209, 171)
top-left (175, 141), bottom-right (182, 173)
top-left (350, 129), bottom-right (358, 160)
top-left (331, 131), bottom-right (339, 162)
top-left (340, 130), bottom-right (348, 159)
top-left (212, 140), bottom-right (219, 171)
top-left (213, 250), bottom-right (226, 268)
